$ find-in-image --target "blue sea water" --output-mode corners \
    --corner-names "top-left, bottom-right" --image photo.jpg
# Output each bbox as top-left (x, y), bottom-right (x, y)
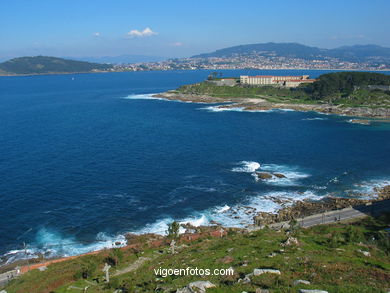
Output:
top-left (0, 69), bottom-right (389, 264)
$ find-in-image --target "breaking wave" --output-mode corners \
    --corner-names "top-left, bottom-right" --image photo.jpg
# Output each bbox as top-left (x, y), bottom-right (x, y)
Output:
top-left (200, 105), bottom-right (245, 112)
top-left (231, 161), bottom-right (261, 173)
top-left (302, 117), bottom-right (328, 121)
top-left (232, 161), bottom-right (310, 186)
top-left (2, 228), bottom-right (126, 265)
top-left (121, 93), bottom-right (169, 101)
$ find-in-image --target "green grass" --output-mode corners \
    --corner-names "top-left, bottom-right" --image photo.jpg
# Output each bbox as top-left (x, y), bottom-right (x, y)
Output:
top-left (177, 82), bottom-right (390, 108)
top-left (178, 82), bottom-right (307, 100)
top-left (4, 215), bottom-right (390, 293)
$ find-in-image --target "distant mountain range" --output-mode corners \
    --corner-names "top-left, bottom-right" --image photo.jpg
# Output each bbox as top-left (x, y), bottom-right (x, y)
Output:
top-left (0, 56), bottom-right (113, 75)
top-left (192, 42), bottom-right (390, 65)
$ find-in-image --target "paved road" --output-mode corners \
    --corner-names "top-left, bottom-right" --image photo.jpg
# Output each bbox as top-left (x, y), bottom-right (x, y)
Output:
top-left (1, 200), bottom-right (389, 288)
top-left (269, 199), bottom-right (390, 230)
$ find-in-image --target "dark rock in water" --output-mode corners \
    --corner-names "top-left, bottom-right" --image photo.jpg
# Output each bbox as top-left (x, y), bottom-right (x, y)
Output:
top-left (274, 173), bottom-right (286, 178)
top-left (256, 172), bottom-right (273, 180)
top-left (114, 241), bottom-right (122, 246)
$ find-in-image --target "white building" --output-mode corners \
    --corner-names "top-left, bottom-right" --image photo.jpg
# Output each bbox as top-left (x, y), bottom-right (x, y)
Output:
top-left (240, 75), bottom-right (315, 87)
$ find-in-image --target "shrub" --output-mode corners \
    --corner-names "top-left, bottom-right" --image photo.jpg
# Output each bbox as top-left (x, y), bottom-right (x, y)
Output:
top-left (329, 231), bottom-right (345, 248)
top-left (167, 221), bottom-right (180, 239)
top-left (345, 225), bottom-right (364, 244)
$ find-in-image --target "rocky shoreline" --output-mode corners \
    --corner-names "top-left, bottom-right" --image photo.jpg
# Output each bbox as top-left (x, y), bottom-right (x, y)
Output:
top-left (154, 91), bottom-right (390, 119)
top-left (253, 185), bottom-right (390, 227)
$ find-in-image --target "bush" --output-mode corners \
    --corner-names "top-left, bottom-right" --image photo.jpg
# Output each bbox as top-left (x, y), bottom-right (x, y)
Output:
top-left (329, 231), bottom-right (345, 248)
top-left (73, 258), bottom-right (98, 279)
top-left (345, 225), bottom-right (364, 244)
top-left (105, 248), bottom-right (124, 267)
top-left (167, 221), bottom-right (180, 239)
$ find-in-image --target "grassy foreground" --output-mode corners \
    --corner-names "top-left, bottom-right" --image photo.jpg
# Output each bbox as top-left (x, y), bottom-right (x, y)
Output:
top-left (4, 215), bottom-right (390, 293)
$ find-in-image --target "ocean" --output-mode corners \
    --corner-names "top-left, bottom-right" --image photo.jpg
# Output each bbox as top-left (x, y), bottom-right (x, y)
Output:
top-left (0, 69), bottom-right (389, 264)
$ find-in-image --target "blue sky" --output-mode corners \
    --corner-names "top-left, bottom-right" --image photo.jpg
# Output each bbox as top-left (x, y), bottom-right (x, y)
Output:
top-left (0, 0), bottom-right (389, 59)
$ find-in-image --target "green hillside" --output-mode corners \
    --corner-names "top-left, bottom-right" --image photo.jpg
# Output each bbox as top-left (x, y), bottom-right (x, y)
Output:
top-left (0, 56), bottom-right (113, 75)
top-left (3, 216), bottom-right (390, 292)
top-left (177, 72), bottom-right (390, 108)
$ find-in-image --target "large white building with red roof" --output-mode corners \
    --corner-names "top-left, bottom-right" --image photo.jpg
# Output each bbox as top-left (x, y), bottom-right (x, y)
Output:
top-left (240, 75), bottom-right (316, 87)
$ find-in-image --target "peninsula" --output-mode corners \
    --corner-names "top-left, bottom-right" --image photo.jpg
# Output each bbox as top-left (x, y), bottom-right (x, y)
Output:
top-left (155, 71), bottom-right (390, 119)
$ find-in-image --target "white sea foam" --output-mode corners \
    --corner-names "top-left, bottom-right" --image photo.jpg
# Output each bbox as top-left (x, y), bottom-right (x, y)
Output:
top-left (232, 161), bottom-right (310, 186)
top-left (2, 228), bottom-right (127, 265)
top-left (183, 185), bottom-right (217, 192)
top-left (256, 163), bottom-right (310, 186)
top-left (350, 178), bottom-right (390, 198)
top-left (200, 105), bottom-right (245, 112)
top-left (121, 93), bottom-right (170, 101)
top-left (217, 205), bottom-right (231, 213)
top-left (231, 161), bottom-right (261, 173)
top-left (207, 190), bottom-right (321, 228)
top-left (302, 117), bottom-right (328, 121)
top-left (180, 215), bottom-right (209, 227)
top-left (130, 188), bottom-right (322, 235)
top-left (131, 213), bottom-right (210, 236)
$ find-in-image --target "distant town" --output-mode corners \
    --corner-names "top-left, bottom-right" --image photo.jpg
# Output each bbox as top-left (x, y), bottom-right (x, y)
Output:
top-left (110, 55), bottom-right (390, 72)
top-left (1, 43), bottom-right (390, 76)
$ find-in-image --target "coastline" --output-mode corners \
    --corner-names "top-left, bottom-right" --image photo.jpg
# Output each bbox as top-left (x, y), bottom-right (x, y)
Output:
top-left (1, 68), bottom-right (389, 77)
top-left (154, 91), bottom-right (390, 119)
top-left (2, 184), bottom-right (389, 276)
top-left (1, 83), bottom-right (390, 273)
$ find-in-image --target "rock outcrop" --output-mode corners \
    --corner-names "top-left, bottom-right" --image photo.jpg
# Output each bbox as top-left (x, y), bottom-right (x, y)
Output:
top-left (256, 172), bottom-right (273, 180)
top-left (254, 185), bottom-right (390, 226)
top-left (274, 173), bottom-right (287, 178)
top-left (253, 268), bottom-right (281, 276)
top-left (294, 279), bottom-right (311, 285)
top-left (176, 281), bottom-right (216, 293)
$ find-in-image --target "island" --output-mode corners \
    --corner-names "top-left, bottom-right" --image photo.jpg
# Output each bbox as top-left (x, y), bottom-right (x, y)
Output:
top-left (155, 71), bottom-right (390, 120)
top-left (0, 56), bottom-right (113, 75)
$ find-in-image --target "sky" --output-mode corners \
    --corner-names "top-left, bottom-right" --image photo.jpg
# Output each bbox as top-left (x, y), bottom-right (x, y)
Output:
top-left (0, 0), bottom-right (389, 60)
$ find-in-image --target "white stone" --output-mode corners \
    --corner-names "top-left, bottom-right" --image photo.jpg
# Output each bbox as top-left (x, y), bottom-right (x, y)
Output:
top-left (38, 266), bottom-right (47, 271)
top-left (253, 268), bottom-right (281, 276)
top-left (177, 280), bottom-right (216, 293)
top-left (237, 274), bottom-right (252, 284)
top-left (357, 249), bottom-right (371, 257)
top-left (294, 279), bottom-right (311, 285)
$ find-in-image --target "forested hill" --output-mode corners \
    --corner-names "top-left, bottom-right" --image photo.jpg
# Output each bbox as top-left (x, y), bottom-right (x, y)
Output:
top-left (192, 42), bottom-right (390, 65)
top-left (0, 56), bottom-right (113, 75)
top-left (304, 71), bottom-right (390, 99)
top-left (176, 72), bottom-right (390, 108)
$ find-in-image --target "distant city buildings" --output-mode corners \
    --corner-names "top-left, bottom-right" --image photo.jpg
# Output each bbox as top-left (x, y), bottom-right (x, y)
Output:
top-left (110, 55), bottom-right (389, 72)
top-left (240, 75), bottom-right (316, 87)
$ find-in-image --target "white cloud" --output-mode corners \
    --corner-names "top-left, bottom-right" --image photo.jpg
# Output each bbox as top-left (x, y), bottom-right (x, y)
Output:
top-left (170, 42), bottom-right (183, 47)
top-left (93, 32), bottom-right (101, 37)
top-left (127, 27), bottom-right (158, 38)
